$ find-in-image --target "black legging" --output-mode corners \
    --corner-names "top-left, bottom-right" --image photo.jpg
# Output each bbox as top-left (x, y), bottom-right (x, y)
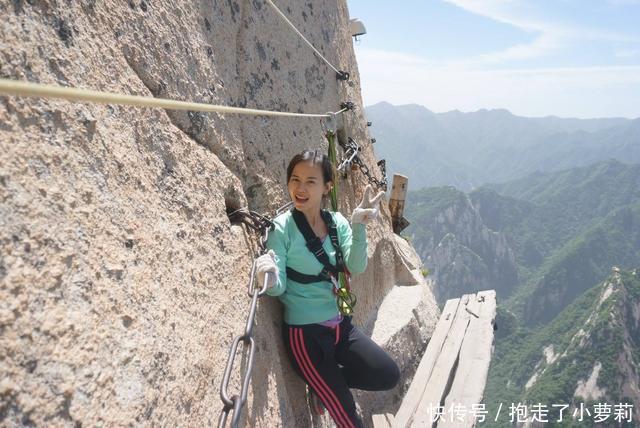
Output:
top-left (282, 316), bottom-right (400, 428)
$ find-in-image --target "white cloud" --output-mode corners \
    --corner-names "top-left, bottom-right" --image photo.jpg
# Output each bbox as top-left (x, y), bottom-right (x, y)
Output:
top-left (355, 47), bottom-right (640, 118)
top-left (614, 48), bottom-right (640, 58)
top-left (351, 1), bottom-right (640, 117)
top-left (474, 33), bottom-right (563, 64)
top-left (439, 0), bottom-right (640, 64)
top-left (441, 0), bottom-right (547, 32)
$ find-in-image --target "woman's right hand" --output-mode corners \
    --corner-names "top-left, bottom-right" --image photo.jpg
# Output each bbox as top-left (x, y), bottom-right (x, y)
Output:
top-left (256, 249), bottom-right (279, 289)
top-left (351, 184), bottom-right (385, 225)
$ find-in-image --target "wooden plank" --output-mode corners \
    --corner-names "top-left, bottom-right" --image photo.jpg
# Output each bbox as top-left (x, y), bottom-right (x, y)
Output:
top-left (393, 297), bottom-right (463, 427)
top-left (439, 290), bottom-right (497, 428)
top-left (410, 294), bottom-right (475, 427)
top-left (385, 413), bottom-right (395, 425)
top-left (373, 413), bottom-right (391, 428)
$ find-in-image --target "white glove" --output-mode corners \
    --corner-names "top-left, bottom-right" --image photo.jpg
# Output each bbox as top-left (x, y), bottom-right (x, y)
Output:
top-left (351, 184), bottom-right (385, 225)
top-left (256, 250), bottom-right (278, 289)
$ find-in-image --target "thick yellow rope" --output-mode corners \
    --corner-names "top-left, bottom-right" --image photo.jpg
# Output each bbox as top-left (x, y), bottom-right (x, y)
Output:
top-left (0, 78), bottom-right (345, 118)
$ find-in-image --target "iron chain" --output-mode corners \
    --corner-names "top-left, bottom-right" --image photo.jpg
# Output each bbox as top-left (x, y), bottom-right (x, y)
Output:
top-left (336, 137), bottom-right (361, 173)
top-left (218, 202), bottom-right (292, 427)
top-left (338, 137), bottom-right (388, 191)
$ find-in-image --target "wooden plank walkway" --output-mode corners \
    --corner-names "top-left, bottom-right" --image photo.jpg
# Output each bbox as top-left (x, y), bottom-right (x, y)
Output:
top-left (373, 290), bottom-right (497, 428)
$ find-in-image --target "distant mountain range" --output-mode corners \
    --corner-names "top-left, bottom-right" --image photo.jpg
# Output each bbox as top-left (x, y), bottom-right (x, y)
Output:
top-left (484, 268), bottom-right (640, 426)
top-left (404, 159), bottom-right (640, 425)
top-left (406, 159), bottom-right (640, 326)
top-left (366, 102), bottom-right (639, 191)
top-left (382, 101), bottom-right (640, 424)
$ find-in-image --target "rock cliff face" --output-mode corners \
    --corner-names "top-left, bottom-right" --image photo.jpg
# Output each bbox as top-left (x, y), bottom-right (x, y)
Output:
top-left (517, 268), bottom-right (640, 425)
top-left (406, 187), bottom-right (518, 304)
top-left (521, 203), bottom-right (640, 326)
top-left (0, 1), bottom-right (438, 426)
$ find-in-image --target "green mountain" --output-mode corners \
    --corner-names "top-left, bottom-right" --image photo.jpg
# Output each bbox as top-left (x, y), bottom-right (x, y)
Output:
top-left (521, 204), bottom-right (640, 326)
top-left (388, 106), bottom-right (640, 426)
top-left (403, 159), bottom-right (640, 427)
top-left (404, 186), bottom-right (519, 303)
top-left (366, 102), bottom-right (638, 190)
top-left (406, 160), bottom-right (640, 326)
top-left (480, 160), bottom-right (640, 325)
top-left (482, 268), bottom-right (640, 427)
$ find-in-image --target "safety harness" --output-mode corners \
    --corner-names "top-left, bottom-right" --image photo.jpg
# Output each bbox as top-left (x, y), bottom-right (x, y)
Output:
top-left (286, 208), bottom-right (357, 316)
top-left (286, 208), bottom-right (345, 283)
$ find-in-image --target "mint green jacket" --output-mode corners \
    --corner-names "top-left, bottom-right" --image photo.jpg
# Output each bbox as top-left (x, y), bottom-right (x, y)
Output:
top-left (265, 210), bottom-right (368, 325)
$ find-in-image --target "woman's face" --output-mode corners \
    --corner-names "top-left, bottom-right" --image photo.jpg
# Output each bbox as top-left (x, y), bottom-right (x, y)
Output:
top-left (288, 160), bottom-right (332, 215)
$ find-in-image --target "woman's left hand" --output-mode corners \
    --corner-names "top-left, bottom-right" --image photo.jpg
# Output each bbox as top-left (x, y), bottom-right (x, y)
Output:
top-left (351, 184), bottom-right (385, 225)
top-left (256, 250), bottom-right (278, 289)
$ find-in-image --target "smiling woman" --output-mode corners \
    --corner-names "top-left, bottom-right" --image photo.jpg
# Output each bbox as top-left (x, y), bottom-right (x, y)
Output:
top-left (254, 149), bottom-right (398, 427)
top-left (287, 150), bottom-right (334, 224)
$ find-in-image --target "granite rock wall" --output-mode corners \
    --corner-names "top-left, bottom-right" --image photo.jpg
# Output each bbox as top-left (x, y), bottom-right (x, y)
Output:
top-left (0, 1), bottom-right (438, 426)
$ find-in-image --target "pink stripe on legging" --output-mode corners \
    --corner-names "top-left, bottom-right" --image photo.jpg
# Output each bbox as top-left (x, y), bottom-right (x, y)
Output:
top-left (289, 328), bottom-right (352, 428)
top-left (292, 328), bottom-right (355, 428)
top-left (288, 328), bottom-right (349, 427)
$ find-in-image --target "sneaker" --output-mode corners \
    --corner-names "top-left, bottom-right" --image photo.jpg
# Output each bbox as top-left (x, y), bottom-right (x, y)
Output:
top-left (307, 387), bottom-right (325, 416)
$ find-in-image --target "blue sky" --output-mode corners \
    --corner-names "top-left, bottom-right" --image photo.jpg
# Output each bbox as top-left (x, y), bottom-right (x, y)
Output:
top-left (347, 0), bottom-right (640, 118)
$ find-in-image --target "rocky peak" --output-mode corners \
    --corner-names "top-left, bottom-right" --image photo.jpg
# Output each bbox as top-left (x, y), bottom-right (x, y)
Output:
top-left (406, 187), bottom-right (518, 304)
top-left (509, 268), bottom-right (640, 425)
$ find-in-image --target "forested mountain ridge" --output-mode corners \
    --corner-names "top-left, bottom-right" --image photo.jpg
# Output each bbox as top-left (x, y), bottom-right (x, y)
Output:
top-left (367, 102), bottom-right (638, 190)
top-left (406, 160), bottom-right (640, 326)
top-left (404, 186), bottom-right (518, 303)
top-left (482, 268), bottom-right (640, 427)
top-left (391, 103), bottom-right (640, 426)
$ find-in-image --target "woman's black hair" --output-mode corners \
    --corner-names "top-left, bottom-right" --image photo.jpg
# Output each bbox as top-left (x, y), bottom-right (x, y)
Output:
top-left (286, 150), bottom-right (334, 184)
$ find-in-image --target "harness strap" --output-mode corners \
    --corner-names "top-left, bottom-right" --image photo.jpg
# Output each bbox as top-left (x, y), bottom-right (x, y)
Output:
top-left (286, 266), bottom-right (333, 283)
top-left (288, 209), bottom-right (343, 284)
